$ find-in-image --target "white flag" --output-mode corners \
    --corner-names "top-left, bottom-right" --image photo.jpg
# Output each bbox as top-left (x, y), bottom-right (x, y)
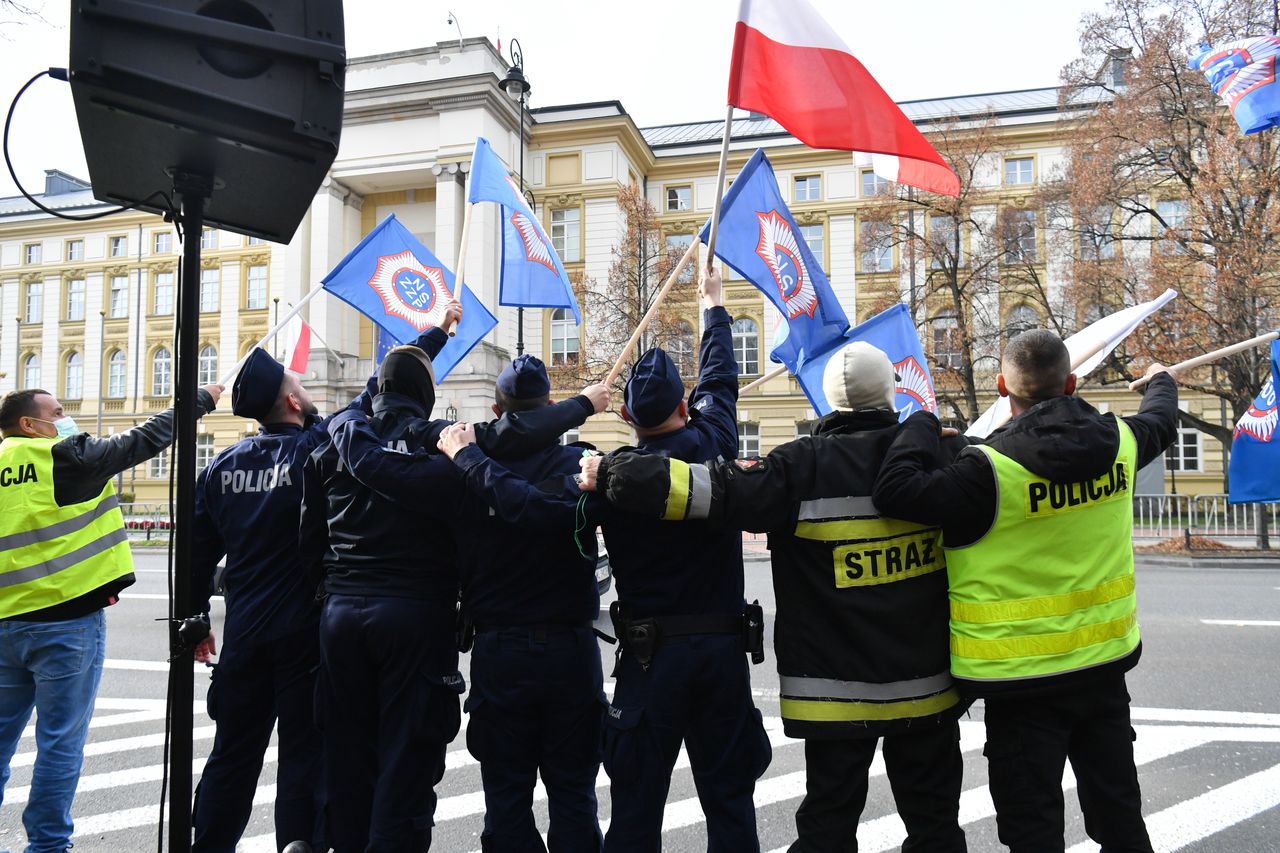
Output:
top-left (966, 289), bottom-right (1178, 439)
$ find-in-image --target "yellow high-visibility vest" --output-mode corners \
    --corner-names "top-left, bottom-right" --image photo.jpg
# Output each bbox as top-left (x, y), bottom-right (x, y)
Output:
top-left (0, 436), bottom-right (132, 619)
top-left (945, 420), bottom-right (1140, 682)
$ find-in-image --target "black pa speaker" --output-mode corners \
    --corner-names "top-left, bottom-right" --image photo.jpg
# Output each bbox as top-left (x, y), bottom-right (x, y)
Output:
top-left (68, 0), bottom-right (346, 243)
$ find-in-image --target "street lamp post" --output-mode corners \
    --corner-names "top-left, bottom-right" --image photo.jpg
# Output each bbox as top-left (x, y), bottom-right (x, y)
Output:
top-left (500, 39), bottom-right (531, 356)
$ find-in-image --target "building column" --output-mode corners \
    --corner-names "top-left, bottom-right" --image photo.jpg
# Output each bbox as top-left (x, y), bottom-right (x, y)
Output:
top-left (307, 178), bottom-right (363, 410)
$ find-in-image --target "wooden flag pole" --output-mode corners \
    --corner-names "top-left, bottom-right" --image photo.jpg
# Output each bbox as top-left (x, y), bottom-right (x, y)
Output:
top-left (604, 237), bottom-right (702, 387)
top-left (705, 104), bottom-right (735, 263)
top-left (218, 282), bottom-right (326, 386)
top-left (739, 363), bottom-right (789, 396)
top-left (1128, 330), bottom-right (1280, 391)
top-left (446, 202), bottom-right (475, 338)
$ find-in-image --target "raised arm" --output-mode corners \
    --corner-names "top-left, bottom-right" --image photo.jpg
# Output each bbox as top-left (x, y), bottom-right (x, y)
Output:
top-left (686, 284), bottom-right (740, 461)
top-left (442, 432), bottom-right (588, 528)
top-left (1124, 368), bottom-right (1179, 468)
top-left (872, 411), bottom-right (995, 530)
top-left (326, 409), bottom-right (461, 503)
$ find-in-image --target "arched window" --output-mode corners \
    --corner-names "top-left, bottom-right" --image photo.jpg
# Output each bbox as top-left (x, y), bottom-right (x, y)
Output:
top-left (550, 309), bottom-right (579, 366)
top-left (669, 321), bottom-right (696, 377)
top-left (732, 317), bottom-right (759, 375)
top-left (64, 352), bottom-right (83, 400)
top-left (23, 353), bottom-right (40, 389)
top-left (198, 345), bottom-right (218, 385)
top-left (107, 351), bottom-right (127, 398)
top-left (152, 348), bottom-right (172, 397)
top-left (1005, 304), bottom-right (1040, 341)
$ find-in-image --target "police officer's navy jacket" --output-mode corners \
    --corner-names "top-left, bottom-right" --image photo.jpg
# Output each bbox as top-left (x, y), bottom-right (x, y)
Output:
top-left (594, 409), bottom-right (969, 738)
top-left (190, 329), bottom-right (454, 647)
top-left (873, 372), bottom-right (1179, 699)
top-left (434, 438), bottom-right (599, 627)
top-left (4, 389), bottom-right (217, 622)
top-left (308, 393), bottom-right (597, 604)
top-left (604, 306), bottom-right (742, 618)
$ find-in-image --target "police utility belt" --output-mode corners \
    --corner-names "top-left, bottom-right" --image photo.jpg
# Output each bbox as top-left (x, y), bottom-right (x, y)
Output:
top-left (609, 600), bottom-right (766, 671)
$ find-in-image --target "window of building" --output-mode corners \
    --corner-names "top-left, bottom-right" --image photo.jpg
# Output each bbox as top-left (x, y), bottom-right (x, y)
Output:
top-left (66, 279), bottom-right (86, 322)
top-left (1003, 209), bottom-right (1038, 264)
top-left (154, 232), bottom-right (173, 254)
top-left (1156, 199), bottom-right (1189, 254)
top-left (24, 243), bottom-right (41, 265)
top-left (246, 265), bottom-right (268, 309)
top-left (23, 353), bottom-right (40, 389)
top-left (64, 352), bottom-right (83, 400)
top-left (109, 275), bottom-right (129, 318)
top-left (738, 422), bottom-right (760, 457)
top-left (559, 428), bottom-right (582, 447)
top-left (150, 454), bottom-right (168, 479)
top-left (109, 235), bottom-right (128, 258)
top-left (1079, 206), bottom-right (1116, 261)
top-left (666, 234), bottom-right (695, 283)
top-left (670, 321), bottom-right (696, 377)
top-left (153, 272), bottom-right (174, 314)
top-left (794, 175), bottom-right (821, 202)
top-left (666, 185), bottom-right (691, 212)
top-left (65, 240), bottom-right (84, 262)
top-left (247, 236), bottom-right (265, 246)
top-left (798, 223), bottom-right (824, 267)
top-left (733, 317), bottom-right (760, 375)
top-left (1004, 157), bottom-right (1034, 185)
top-left (550, 308), bottom-right (579, 366)
top-left (795, 420), bottom-right (816, 438)
top-left (1166, 425), bottom-right (1201, 472)
top-left (198, 345), bottom-right (218, 385)
top-left (928, 215), bottom-right (961, 268)
top-left (551, 208), bottom-right (581, 263)
top-left (860, 220), bottom-right (893, 273)
top-left (861, 169), bottom-right (888, 197)
top-left (200, 229), bottom-right (217, 250)
top-left (932, 312), bottom-right (963, 369)
top-left (24, 281), bottom-right (42, 323)
top-left (107, 350), bottom-right (127, 398)
top-left (152, 348), bottom-right (172, 396)
top-left (197, 433), bottom-right (216, 471)
top-left (200, 268), bottom-right (220, 313)
top-left (1005, 304), bottom-right (1040, 341)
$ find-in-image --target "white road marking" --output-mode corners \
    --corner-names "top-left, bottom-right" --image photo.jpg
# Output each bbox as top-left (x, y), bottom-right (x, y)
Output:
top-left (103, 658), bottom-right (214, 673)
top-left (9, 726), bottom-right (217, 769)
top-left (1130, 707), bottom-right (1280, 727)
top-left (1200, 619), bottom-right (1280, 627)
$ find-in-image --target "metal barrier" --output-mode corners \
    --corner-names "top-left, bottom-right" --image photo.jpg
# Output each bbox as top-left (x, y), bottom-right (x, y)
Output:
top-left (118, 503), bottom-right (174, 542)
top-left (1133, 493), bottom-right (1277, 547)
top-left (1132, 494), bottom-right (1193, 540)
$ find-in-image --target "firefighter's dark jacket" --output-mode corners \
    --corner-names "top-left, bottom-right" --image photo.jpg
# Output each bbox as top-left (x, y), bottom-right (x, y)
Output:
top-left (8, 388), bottom-right (217, 622)
top-left (596, 409), bottom-right (969, 738)
top-left (303, 389), bottom-right (596, 607)
top-left (871, 372), bottom-right (1179, 699)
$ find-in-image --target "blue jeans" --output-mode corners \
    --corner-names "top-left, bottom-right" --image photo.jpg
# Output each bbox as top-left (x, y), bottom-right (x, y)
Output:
top-left (0, 610), bottom-right (107, 853)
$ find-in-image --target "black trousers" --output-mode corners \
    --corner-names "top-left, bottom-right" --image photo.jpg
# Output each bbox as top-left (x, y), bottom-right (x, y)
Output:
top-left (982, 673), bottom-right (1153, 853)
top-left (789, 721), bottom-right (966, 853)
top-left (318, 594), bottom-right (462, 853)
top-left (192, 625), bottom-right (323, 853)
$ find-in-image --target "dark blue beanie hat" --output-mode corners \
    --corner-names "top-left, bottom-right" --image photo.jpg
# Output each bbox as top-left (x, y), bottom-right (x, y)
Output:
top-left (497, 354), bottom-right (551, 400)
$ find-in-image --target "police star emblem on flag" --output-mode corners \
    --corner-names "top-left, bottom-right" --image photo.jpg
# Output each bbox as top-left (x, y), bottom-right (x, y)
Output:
top-left (894, 355), bottom-right (938, 415)
top-left (755, 210), bottom-right (818, 320)
top-left (367, 250), bottom-right (449, 332)
top-left (1234, 375), bottom-right (1277, 441)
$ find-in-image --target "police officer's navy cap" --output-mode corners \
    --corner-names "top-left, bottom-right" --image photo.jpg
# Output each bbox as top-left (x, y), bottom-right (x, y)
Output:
top-left (625, 347), bottom-right (685, 428)
top-left (497, 354), bottom-right (551, 400)
top-left (231, 347), bottom-right (285, 421)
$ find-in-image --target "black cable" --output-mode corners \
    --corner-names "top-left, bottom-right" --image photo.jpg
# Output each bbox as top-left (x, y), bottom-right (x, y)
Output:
top-left (4, 68), bottom-right (175, 221)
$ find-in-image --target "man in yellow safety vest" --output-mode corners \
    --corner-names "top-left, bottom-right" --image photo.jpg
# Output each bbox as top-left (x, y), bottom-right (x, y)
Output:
top-left (873, 329), bottom-right (1177, 853)
top-left (0, 383), bottom-right (220, 853)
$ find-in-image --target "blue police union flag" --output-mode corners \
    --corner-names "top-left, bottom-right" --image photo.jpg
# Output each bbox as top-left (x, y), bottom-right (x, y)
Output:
top-left (788, 303), bottom-right (937, 419)
top-left (1228, 340), bottom-right (1280, 503)
top-left (468, 137), bottom-right (581, 322)
top-left (321, 213), bottom-right (497, 380)
top-left (699, 148), bottom-right (849, 375)
top-left (1190, 37), bottom-right (1280, 134)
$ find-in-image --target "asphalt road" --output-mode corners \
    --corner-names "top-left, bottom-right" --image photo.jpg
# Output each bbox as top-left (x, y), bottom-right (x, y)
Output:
top-left (2, 550), bottom-right (1279, 852)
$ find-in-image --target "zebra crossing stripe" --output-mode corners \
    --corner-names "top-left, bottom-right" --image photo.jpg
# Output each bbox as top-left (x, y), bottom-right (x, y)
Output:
top-left (8, 726), bottom-right (217, 769)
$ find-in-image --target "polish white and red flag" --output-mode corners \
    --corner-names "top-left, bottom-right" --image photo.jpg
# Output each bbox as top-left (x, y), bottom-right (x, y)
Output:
top-left (283, 317), bottom-right (312, 374)
top-left (727, 0), bottom-right (960, 197)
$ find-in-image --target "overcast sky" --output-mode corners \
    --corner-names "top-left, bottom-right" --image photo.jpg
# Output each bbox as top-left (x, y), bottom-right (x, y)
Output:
top-left (0, 0), bottom-right (1113, 197)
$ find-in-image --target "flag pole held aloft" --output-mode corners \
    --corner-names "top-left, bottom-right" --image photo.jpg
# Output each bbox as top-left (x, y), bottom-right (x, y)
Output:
top-left (445, 202), bottom-right (475, 338)
top-left (604, 237), bottom-right (702, 388)
top-left (706, 104), bottom-right (736, 262)
top-left (219, 283), bottom-right (326, 386)
top-left (739, 363), bottom-right (788, 396)
top-left (1129, 330), bottom-right (1280, 391)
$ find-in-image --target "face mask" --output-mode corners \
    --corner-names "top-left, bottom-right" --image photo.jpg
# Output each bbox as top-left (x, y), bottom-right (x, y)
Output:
top-left (32, 416), bottom-right (80, 439)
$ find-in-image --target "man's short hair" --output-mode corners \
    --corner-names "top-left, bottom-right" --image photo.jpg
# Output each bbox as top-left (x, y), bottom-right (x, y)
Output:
top-left (494, 386), bottom-right (550, 414)
top-left (0, 389), bottom-right (50, 434)
top-left (1002, 329), bottom-right (1070, 402)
